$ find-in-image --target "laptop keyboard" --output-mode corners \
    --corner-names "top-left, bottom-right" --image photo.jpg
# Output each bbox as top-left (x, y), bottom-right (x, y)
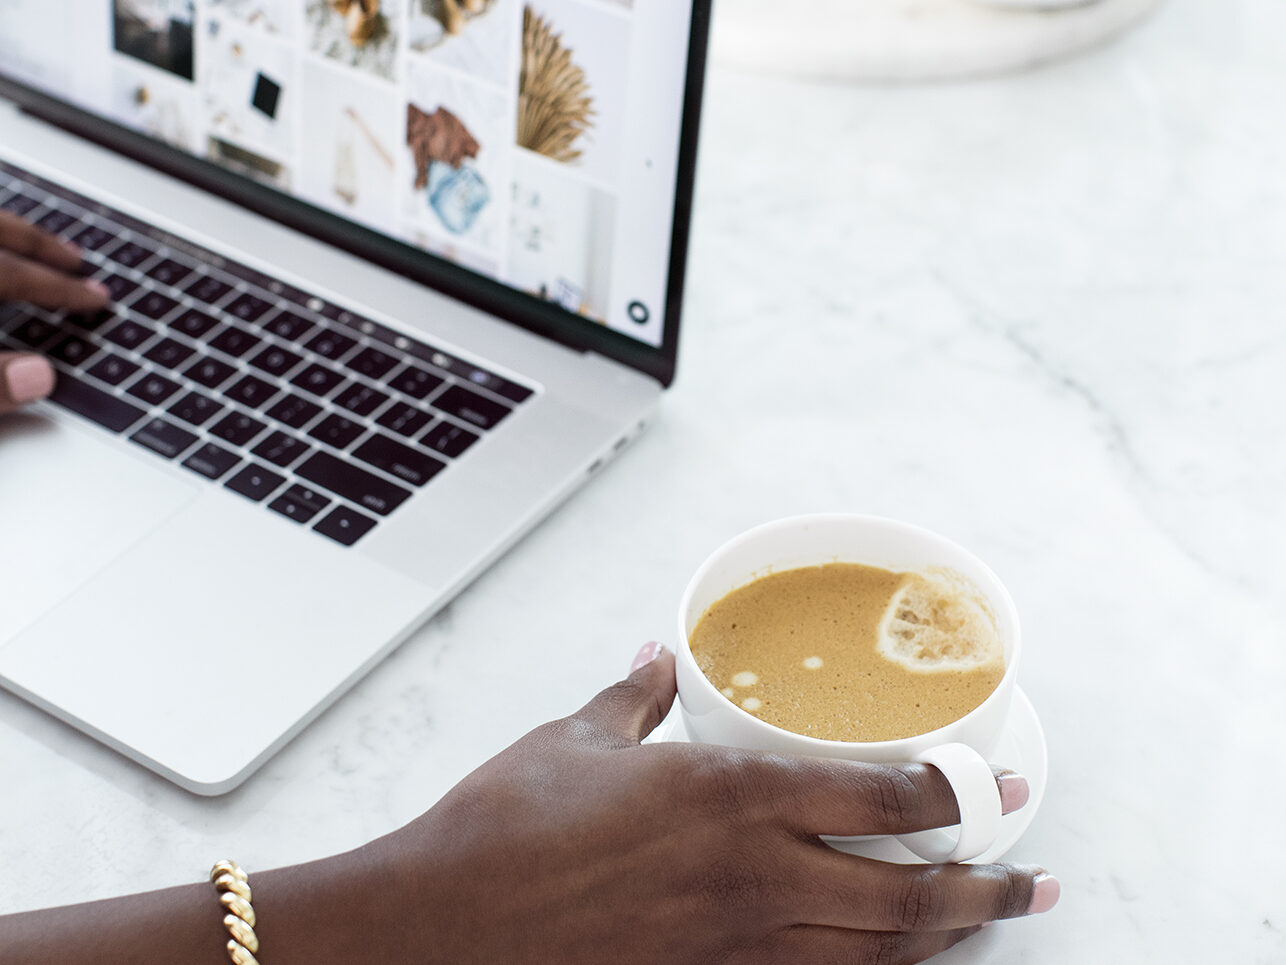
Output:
top-left (0, 160), bottom-right (536, 547)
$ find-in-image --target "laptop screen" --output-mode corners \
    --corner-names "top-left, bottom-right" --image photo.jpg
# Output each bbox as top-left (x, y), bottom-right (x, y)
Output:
top-left (0, 1), bottom-right (703, 370)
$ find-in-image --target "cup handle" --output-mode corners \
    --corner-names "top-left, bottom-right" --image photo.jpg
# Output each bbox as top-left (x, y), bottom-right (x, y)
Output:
top-left (897, 743), bottom-right (1001, 864)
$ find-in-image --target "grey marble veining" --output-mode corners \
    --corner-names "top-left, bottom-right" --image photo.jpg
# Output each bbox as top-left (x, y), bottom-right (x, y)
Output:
top-left (3, 0), bottom-right (1284, 962)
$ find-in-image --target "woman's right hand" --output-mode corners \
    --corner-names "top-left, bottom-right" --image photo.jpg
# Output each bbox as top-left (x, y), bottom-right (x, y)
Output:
top-left (360, 643), bottom-right (1058, 965)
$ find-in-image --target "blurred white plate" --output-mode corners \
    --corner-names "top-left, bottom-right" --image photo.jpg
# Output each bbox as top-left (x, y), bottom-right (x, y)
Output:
top-left (711, 0), bottom-right (1166, 82)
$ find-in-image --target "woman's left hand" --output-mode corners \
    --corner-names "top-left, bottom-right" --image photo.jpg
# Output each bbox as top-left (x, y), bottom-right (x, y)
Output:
top-left (0, 210), bottom-right (111, 413)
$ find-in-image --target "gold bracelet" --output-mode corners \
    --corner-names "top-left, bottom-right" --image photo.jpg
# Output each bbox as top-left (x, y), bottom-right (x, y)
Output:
top-left (210, 860), bottom-right (261, 965)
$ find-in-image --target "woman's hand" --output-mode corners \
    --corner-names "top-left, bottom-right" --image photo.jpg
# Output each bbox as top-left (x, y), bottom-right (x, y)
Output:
top-left (364, 644), bottom-right (1057, 964)
top-left (0, 210), bottom-right (110, 414)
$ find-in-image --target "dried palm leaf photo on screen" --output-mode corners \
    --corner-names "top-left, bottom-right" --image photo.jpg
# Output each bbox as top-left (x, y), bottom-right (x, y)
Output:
top-left (517, 5), bottom-right (594, 163)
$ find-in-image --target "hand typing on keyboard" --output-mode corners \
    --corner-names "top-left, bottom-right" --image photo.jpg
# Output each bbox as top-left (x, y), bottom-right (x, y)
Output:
top-left (0, 211), bottom-right (109, 414)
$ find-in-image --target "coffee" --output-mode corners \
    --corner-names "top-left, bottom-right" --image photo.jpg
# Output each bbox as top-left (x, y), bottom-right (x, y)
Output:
top-left (688, 562), bottom-right (1004, 742)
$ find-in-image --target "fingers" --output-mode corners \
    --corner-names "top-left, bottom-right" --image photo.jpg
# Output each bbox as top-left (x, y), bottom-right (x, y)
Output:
top-left (705, 754), bottom-right (1023, 838)
top-left (569, 643), bottom-right (678, 745)
top-left (0, 351), bottom-right (56, 414)
top-left (0, 251), bottom-right (109, 312)
top-left (789, 850), bottom-right (1048, 932)
top-left (752, 923), bottom-right (983, 965)
top-left (0, 211), bottom-right (83, 273)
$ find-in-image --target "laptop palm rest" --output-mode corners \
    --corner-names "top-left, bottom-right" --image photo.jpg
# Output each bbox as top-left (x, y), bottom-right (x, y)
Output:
top-left (0, 409), bottom-right (198, 644)
top-left (0, 413), bottom-right (429, 793)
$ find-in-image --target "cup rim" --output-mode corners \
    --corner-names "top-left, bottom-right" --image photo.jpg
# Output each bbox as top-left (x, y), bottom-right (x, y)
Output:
top-left (676, 513), bottom-right (1022, 752)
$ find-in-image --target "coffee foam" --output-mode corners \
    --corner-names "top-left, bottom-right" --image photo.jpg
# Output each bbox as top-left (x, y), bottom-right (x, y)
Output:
top-left (876, 570), bottom-right (1003, 673)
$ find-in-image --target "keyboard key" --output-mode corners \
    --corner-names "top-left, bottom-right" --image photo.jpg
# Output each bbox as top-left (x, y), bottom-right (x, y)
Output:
top-left (291, 362), bottom-right (345, 397)
top-left (184, 273), bottom-right (233, 304)
top-left (208, 326), bottom-right (262, 358)
top-left (34, 208), bottom-right (79, 235)
top-left (99, 273), bottom-right (140, 303)
top-left (182, 442), bottom-right (240, 480)
top-left (387, 364), bottom-right (444, 400)
top-left (334, 382), bottom-right (390, 417)
top-left (252, 431), bottom-right (312, 467)
top-left (126, 372), bottom-right (182, 406)
top-left (131, 290), bottom-right (180, 321)
top-left (249, 345), bottom-right (303, 378)
top-left (167, 391), bottom-right (224, 427)
top-left (422, 348), bottom-right (535, 404)
top-left (85, 353), bottom-right (140, 386)
top-left (376, 403), bottom-right (432, 438)
top-left (266, 393), bottom-right (322, 429)
top-left (129, 418), bottom-right (198, 459)
top-left (295, 451), bottom-right (412, 516)
top-left (68, 308), bottom-right (117, 332)
top-left (170, 308), bottom-right (219, 339)
top-left (103, 319), bottom-right (153, 350)
top-left (11, 316), bottom-right (59, 348)
top-left (347, 345), bottom-right (397, 380)
top-left (224, 292), bottom-right (272, 323)
top-left (183, 356), bottom-right (236, 389)
top-left (268, 484), bottom-right (330, 524)
top-left (48, 334), bottom-right (99, 368)
top-left (263, 311), bottom-right (313, 342)
top-left (226, 374), bottom-right (279, 409)
top-left (108, 240), bottom-right (153, 268)
top-left (69, 224), bottom-right (117, 251)
top-left (308, 412), bottom-right (364, 450)
top-left (305, 330), bottom-right (357, 360)
top-left (225, 463), bottom-right (285, 502)
top-left (144, 337), bottom-right (195, 369)
top-left (420, 420), bottom-right (478, 458)
top-left (433, 384), bottom-right (511, 430)
top-left (1, 193), bottom-right (40, 216)
top-left (146, 258), bottom-right (194, 287)
top-left (313, 505), bottom-right (377, 547)
top-left (209, 412), bottom-right (268, 447)
top-left (48, 376), bottom-right (145, 433)
top-left (353, 434), bottom-right (445, 488)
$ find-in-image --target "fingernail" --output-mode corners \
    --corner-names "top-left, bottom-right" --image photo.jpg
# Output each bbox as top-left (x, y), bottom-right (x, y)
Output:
top-left (997, 773), bottom-right (1030, 814)
top-left (1027, 873), bottom-right (1060, 915)
top-left (83, 280), bottom-right (110, 300)
top-left (630, 641), bottom-right (664, 673)
top-left (62, 239), bottom-right (82, 258)
top-left (4, 355), bottom-right (56, 404)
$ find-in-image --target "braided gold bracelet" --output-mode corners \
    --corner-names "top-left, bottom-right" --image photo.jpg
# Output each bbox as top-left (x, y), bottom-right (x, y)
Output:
top-left (210, 860), bottom-right (260, 965)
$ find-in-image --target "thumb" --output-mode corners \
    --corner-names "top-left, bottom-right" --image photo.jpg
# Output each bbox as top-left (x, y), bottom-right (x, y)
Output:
top-left (0, 351), bottom-right (55, 414)
top-left (571, 643), bottom-right (677, 745)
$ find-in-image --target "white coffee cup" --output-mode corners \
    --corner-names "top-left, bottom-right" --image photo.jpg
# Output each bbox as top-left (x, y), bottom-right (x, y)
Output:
top-left (675, 514), bottom-right (1022, 863)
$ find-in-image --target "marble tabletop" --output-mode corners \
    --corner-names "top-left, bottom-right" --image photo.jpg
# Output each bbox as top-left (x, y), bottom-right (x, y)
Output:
top-left (3, 0), bottom-right (1284, 961)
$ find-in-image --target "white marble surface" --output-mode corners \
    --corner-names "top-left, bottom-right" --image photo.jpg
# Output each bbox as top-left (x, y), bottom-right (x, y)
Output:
top-left (3, 0), bottom-right (1285, 961)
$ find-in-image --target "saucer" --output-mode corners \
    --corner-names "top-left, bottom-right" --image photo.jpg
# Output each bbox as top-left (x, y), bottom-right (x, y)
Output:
top-left (644, 688), bottom-right (1047, 865)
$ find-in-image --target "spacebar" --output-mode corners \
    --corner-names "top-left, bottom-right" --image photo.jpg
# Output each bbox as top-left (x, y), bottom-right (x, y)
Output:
top-left (295, 451), bottom-right (412, 517)
top-left (48, 377), bottom-right (147, 433)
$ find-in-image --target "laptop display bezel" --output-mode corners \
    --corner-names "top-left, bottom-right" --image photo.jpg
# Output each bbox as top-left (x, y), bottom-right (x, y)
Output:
top-left (0, 4), bottom-right (710, 389)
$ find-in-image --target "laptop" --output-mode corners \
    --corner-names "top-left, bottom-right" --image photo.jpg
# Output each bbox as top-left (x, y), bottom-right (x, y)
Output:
top-left (0, 1), bottom-right (709, 794)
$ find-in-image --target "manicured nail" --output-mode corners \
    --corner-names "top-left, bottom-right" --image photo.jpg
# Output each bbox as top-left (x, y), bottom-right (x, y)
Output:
top-left (997, 772), bottom-right (1030, 814)
top-left (1027, 873), bottom-right (1060, 915)
top-left (83, 280), bottom-right (110, 300)
top-left (630, 641), bottom-right (664, 673)
top-left (4, 355), bottom-right (56, 404)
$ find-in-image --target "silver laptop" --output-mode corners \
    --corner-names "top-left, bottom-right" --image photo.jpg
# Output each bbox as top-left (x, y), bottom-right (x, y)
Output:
top-left (0, 1), bottom-right (709, 794)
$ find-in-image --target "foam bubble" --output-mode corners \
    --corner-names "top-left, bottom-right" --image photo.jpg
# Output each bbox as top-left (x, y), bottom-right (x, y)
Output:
top-left (802, 656), bottom-right (824, 670)
top-left (876, 572), bottom-right (1003, 673)
top-left (720, 687), bottom-right (735, 699)
top-left (741, 697), bottom-right (762, 712)
top-left (731, 671), bottom-right (759, 688)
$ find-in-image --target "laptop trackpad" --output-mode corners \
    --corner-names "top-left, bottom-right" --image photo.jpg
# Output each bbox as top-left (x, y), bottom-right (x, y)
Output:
top-left (0, 412), bottom-right (198, 645)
